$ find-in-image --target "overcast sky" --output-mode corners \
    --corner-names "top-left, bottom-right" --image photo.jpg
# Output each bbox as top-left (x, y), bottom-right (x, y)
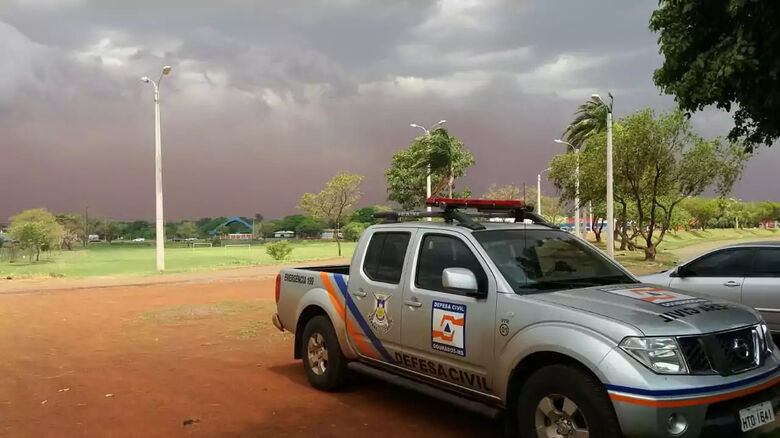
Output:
top-left (1, 0), bottom-right (779, 221)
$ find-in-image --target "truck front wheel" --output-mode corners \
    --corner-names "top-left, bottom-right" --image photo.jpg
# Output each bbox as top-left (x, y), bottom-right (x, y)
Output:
top-left (517, 364), bottom-right (622, 438)
top-left (301, 315), bottom-right (347, 391)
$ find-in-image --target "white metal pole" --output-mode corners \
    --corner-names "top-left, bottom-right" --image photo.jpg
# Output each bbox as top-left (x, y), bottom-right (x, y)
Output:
top-left (154, 86), bottom-right (165, 271)
top-left (606, 111), bottom-right (614, 258)
top-left (574, 148), bottom-right (581, 238)
top-left (537, 173), bottom-right (542, 215)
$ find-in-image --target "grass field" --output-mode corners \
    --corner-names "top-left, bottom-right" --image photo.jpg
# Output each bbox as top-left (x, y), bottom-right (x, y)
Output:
top-left (1, 228), bottom-right (778, 279)
top-left (0, 241), bottom-right (356, 279)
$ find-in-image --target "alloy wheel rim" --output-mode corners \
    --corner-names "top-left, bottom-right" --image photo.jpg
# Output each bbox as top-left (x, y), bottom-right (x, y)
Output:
top-left (534, 394), bottom-right (589, 438)
top-left (307, 332), bottom-right (328, 376)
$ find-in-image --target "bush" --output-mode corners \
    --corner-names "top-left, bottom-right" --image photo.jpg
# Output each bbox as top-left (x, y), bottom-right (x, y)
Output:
top-left (342, 222), bottom-right (369, 241)
top-left (266, 240), bottom-right (293, 261)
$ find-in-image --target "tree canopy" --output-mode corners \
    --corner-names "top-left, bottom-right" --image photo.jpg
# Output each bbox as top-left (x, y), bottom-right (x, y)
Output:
top-left (298, 171), bottom-right (364, 256)
top-left (386, 128), bottom-right (474, 209)
top-left (650, 0), bottom-right (780, 149)
top-left (9, 208), bottom-right (63, 261)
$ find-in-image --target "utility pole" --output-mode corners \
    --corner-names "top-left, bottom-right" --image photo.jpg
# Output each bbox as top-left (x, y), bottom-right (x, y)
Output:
top-left (84, 206), bottom-right (89, 248)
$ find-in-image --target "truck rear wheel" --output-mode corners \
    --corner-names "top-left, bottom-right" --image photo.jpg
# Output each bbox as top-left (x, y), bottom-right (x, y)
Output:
top-left (517, 364), bottom-right (622, 438)
top-left (301, 315), bottom-right (347, 391)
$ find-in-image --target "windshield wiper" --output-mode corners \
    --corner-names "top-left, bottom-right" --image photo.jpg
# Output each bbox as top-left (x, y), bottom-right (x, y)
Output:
top-left (518, 275), bottom-right (634, 291)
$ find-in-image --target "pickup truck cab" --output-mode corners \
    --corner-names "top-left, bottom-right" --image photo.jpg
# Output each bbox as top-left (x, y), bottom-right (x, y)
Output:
top-left (272, 199), bottom-right (780, 437)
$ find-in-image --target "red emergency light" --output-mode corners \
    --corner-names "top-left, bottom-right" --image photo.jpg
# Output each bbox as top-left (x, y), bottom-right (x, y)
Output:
top-left (425, 198), bottom-right (526, 208)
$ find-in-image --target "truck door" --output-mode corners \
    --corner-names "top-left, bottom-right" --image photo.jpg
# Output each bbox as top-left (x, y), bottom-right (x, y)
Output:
top-left (346, 228), bottom-right (415, 364)
top-left (399, 230), bottom-right (497, 396)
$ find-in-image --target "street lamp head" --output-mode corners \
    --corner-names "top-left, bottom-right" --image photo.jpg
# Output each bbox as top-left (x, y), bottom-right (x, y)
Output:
top-left (162, 65), bottom-right (172, 75)
top-left (553, 139), bottom-right (565, 145)
top-left (141, 76), bottom-right (151, 83)
top-left (436, 119), bottom-right (447, 125)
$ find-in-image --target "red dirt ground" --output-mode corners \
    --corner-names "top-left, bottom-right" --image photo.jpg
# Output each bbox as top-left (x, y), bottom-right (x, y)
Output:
top-left (0, 275), bottom-right (502, 437)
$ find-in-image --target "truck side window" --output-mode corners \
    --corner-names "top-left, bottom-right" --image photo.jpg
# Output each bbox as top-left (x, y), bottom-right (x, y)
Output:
top-left (363, 232), bottom-right (411, 284)
top-left (416, 234), bottom-right (488, 294)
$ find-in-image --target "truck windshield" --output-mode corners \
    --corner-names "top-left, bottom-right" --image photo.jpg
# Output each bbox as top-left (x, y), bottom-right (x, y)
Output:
top-left (473, 229), bottom-right (634, 294)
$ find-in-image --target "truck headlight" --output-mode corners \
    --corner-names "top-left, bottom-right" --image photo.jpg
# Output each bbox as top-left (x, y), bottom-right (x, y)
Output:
top-left (620, 337), bottom-right (689, 374)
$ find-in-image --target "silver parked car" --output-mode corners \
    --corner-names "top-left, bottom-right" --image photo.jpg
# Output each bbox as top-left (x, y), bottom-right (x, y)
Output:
top-left (641, 242), bottom-right (780, 332)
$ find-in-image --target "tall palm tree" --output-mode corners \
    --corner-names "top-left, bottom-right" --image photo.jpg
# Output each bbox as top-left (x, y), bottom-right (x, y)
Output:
top-left (563, 92), bottom-right (613, 147)
top-left (416, 127), bottom-right (463, 198)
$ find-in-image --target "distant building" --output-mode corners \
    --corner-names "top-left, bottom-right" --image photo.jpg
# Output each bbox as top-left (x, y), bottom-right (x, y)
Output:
top-left (320, 229), bottom-right (343, 239)
top-left (220, 233), bottom-right (252, 240)
top-left (273, 230), bottom-right (295, 239)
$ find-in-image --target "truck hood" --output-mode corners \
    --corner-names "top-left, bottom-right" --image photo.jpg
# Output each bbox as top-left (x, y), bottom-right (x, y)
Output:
top-left (531, 283), bottom-right (761, 336)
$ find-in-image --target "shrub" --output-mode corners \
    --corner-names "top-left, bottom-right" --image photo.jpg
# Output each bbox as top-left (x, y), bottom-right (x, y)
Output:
top-left (342, 222), bottom-right (369, 241)
top-left (266, 240), bottom-right (293, 261)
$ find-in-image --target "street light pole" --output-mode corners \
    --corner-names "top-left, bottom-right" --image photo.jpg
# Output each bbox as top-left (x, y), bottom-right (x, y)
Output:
top-left (142, 65), bottom-right (172, 271)
top-left (537, 167), bottom-right (551, 215)
top-left (592, 93), bottom-right (615, 258)
top-left (554, 139), bottom-right (581, 238)
top-left (410, 120), bottom-right (446, 220)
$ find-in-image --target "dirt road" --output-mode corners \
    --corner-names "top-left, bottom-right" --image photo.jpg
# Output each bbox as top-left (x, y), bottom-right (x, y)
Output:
top-left (0, 275), bottom-right (500, 437)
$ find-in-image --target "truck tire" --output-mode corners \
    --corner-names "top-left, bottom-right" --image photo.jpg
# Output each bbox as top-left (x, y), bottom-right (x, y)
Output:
top-left (301, 315), bottom-right (348, 391)
top-left (517, 364), bottom-right (622, 438)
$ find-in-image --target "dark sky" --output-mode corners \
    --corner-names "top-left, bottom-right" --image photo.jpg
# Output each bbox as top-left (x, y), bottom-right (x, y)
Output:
top-left (1, 0), bottom-right (779, 221)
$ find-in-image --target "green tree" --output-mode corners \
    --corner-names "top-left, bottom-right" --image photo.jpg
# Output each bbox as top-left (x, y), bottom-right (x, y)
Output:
top-left (9, 208), bottom-right (63, 261)
top-left (176, 222), bottom-right (199, 239)
top-left (386, 129), bottom-right (475, 209)
top-left (55, 213), bottom-right (83, 250)
top-left (295, 217), bottom-right (325, 238)
top-left (650, 0), bottom-right (780, 148)
top-left (680, 198), bottom-right (719, 230)
top-left (259, 221), bottom-right (278, 238)
top-left (299, 171), bottom-right (364, 256)
top-left (349, 206), bottom-right (391, 224)
top-left (550, 108), bottom-right (748, 260)
top-left (342, 222), bottom-right (369, 241)
top-left (277, 214), bottom-right (308, 232)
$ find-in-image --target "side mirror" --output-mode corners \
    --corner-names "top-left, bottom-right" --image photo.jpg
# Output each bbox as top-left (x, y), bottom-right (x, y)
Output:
top-left (671, 266), bottom-right (686, 278)
top-left (442, 267), bottom-right (486, 298)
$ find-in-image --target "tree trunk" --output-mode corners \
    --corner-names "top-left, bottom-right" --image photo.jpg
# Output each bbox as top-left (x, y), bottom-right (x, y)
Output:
top-left (336, 222), bottom-right (341, 256)
top-left (36, 248), bottom-right (40, 262)
top-left (645, 243), bottom-right (656, 261)
top-left (593, 217), bottom-right (603, 242)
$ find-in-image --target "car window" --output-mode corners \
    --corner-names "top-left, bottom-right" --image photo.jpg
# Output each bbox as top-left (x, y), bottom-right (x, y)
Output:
top-left (683, 248), bottom-right (753, 277)
top-left (362, 232), bottom-right (411, 284)
top-left (474, 229), bottom-right (632, 293)
top-left (753, 248), bottom-right (780, 278)
top-left (415, 234), bottom-right (488, 294)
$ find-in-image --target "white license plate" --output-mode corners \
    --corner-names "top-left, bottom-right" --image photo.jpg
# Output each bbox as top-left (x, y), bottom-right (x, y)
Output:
top-left (739, 401), bottom-right (775, 432)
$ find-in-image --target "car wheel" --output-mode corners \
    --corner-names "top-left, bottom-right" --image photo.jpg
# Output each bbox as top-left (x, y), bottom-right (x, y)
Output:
top-left (301, 315), bottom-right (347, 391)
top-left (518, 364), bottom-right (622, 438)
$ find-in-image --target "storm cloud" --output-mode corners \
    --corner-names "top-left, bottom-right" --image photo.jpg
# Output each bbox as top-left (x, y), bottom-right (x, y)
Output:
top-left (1, 0), bottom-right (778, 221)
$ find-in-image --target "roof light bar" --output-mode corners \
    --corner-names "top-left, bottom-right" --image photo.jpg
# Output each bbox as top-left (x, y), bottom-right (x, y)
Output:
top-left (426, 198), bottom-right (526, 208)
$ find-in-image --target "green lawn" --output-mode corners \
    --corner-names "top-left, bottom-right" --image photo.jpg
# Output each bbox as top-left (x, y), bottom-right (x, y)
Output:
top-left (0, 241), bottom-right (356, 279)
top-left (2, 228), bottom-right (778, 280)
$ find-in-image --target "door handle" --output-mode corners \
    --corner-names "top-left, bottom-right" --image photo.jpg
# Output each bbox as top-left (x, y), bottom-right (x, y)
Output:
top-left (724, 281), bottom-right (741, 288)
top-left (352, 289), bottom-right (367, 298)
top-left (404, 299), bottom-right (423, 308)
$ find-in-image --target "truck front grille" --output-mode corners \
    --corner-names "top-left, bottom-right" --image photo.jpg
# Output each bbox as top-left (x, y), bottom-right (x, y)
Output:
top-left (678, 326), bottom-right (761, 376)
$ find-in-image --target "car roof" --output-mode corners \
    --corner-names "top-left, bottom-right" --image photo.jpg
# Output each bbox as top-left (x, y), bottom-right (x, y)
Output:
top-left (370, 221), bottom-right (557, 233)
top-left (722, 241), bottom-right (780, 248)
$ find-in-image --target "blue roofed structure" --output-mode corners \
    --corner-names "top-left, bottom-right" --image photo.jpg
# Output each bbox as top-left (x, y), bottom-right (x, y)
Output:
top-left (209, 216), bottom-right (253, 235)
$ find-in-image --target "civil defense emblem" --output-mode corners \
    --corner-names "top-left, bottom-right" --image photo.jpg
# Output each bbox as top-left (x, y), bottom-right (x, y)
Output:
top-left (368, 293), bottom-right (392, 333)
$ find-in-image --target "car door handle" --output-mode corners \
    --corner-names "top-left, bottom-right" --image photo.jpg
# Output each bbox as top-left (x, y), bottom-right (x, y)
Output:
top-left (404, 299), bottom-right (423, 308)
top-left (724, 281), bottom-right (741, 288)
top-left (352, 290), bottom-right (367, 298)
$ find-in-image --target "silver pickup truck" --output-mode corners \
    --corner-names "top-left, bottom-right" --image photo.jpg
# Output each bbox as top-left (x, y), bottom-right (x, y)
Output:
top-left (272, 200), bottom-right (780, 437)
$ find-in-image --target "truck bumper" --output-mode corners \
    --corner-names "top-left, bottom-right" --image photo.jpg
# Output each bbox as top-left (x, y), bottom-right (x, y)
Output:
top-left (611, 380), bottom-right (780, 437)
top-left (271, 313), bottom-right (285, 332)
